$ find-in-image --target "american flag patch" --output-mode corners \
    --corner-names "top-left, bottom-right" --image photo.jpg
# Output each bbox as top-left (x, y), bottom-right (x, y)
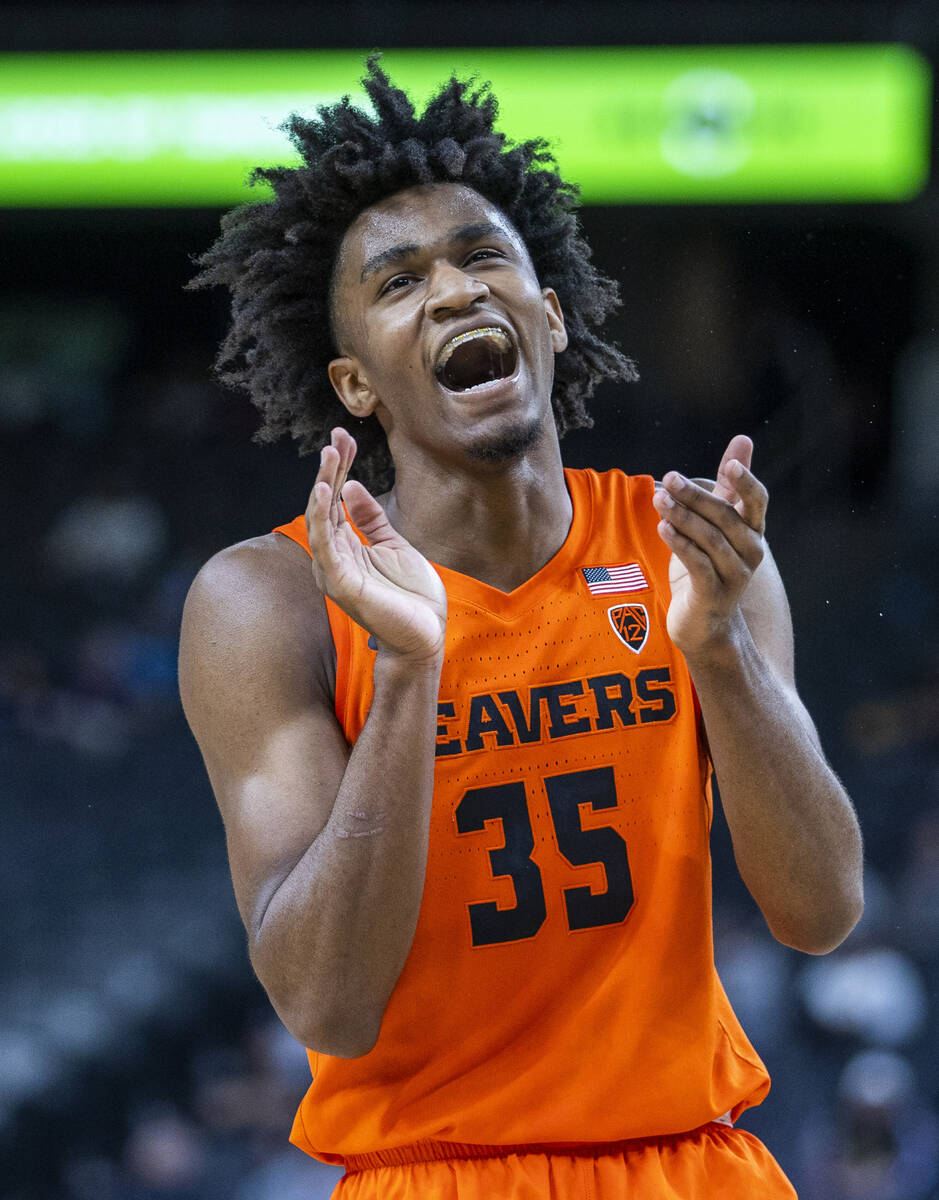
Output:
top-left (581, 563), bottom-right (648, 595)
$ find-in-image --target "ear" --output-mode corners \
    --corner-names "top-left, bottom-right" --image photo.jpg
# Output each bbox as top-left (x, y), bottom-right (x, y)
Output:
top-left (328, 356), bottom-right (380, 418)
top-left (542, 288), bottom-right (568, 353)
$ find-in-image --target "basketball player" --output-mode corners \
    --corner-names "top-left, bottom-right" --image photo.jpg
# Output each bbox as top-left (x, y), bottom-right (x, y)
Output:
top-left (179, 60), bottom-right (864, 1197)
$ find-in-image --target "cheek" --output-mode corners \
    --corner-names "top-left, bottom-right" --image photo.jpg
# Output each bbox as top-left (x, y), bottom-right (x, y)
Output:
top-left (363, 306), bottom-right (423, 372)
top-left (360, 325), bottom-right (434, 415)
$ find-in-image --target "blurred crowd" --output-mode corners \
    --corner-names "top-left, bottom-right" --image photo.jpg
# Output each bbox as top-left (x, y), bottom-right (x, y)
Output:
top-left (1, 212), bottom-right (937, 1199)
top-left (58, 1016), bottom-right (343, 1200)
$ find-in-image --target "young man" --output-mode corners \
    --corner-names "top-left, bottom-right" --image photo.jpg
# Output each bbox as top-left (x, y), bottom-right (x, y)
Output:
top-left (180, 60), bottom-right (864, 1197)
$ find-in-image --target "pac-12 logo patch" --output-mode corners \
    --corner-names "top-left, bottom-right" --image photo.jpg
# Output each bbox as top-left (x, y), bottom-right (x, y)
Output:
top-left (608, 604), bottom-right (649, 654)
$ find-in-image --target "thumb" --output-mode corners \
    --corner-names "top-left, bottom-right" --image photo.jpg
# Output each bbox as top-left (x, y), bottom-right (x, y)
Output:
top-left (340, 480), bottom-right (400, 547)
top-left (713, 434), bottom-right (753, 506)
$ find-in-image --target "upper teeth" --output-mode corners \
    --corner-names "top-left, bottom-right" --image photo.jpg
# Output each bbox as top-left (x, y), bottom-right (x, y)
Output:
top-left (437, 327), bottom-right (511, 368)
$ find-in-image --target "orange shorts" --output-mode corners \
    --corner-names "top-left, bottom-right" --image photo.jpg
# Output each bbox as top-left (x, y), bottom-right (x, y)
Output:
top-left (330, 1122), bottom-right (798, 1198)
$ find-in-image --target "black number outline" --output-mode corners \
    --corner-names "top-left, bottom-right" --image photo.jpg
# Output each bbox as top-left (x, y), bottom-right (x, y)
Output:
top-left (454, 781), bottom-right (548, 946)
top-left (544, 767), bottom-right (634, 932)
top-left (454, 767), bottom-right (634, 948)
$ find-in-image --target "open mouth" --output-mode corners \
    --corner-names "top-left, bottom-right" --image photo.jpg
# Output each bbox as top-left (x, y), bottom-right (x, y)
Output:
top-left (435, 327), bottom-right (518, 393)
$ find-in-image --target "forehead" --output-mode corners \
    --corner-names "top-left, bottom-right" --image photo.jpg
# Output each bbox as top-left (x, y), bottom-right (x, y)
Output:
top-left (336, 183), bottom-right (527, 282)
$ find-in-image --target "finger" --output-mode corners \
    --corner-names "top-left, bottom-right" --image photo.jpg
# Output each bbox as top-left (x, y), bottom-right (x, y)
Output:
top-left (653, 489), bottom-right (749, 583)
top-left (330, 427), bottom-right (358, 500)
top-left (331, 425), bottom-right (358, 462)
top-left (658, 474), bottom-right (763, 564)
top-left (712, 434), bottom-right (753, 505)
top-left (341, 480), bottom-right (401, 547)
top-left (305, 443), bottom-right (343, 543)
top-left (323, 436), bottom-right (348, 519)
top-left (305, 480), bottom-right (345, 575)
top-left (656, 516), bottom-right (722, 586)
top-left (662, 468), bottom-right (765, 536)
top-left (721, 459), bottom-right (768, 534)
top-left (659, 499), bottom-right (763, 578)
top-left (311, 443), bottom-right (340, 504)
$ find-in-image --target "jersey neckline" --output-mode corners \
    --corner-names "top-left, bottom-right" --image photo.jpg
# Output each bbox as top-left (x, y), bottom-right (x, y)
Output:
top-left (428, 468), bottom-right (595, 618)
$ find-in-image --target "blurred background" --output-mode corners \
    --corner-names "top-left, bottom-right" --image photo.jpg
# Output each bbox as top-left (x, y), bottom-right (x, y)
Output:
top-left (1, 2), bottom-right (938, 1198)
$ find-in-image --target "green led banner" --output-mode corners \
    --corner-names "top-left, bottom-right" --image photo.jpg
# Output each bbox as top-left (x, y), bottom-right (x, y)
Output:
top-left (0, 45), bottom-right (930, 206)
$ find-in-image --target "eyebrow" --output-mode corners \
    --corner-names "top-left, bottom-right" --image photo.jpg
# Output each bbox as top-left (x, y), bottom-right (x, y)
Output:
top-left (359, 221), bottom-right (511, 283)
top-left (359, 242), bottom-right (420, 284)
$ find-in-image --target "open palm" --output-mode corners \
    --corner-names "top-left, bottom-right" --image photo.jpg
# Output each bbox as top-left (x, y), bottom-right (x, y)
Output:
top-left (305, 429), bottom-right (447, 663)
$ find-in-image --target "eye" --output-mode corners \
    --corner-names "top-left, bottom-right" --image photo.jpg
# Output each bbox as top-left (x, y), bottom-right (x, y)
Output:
top-left (380, 274), bottom-right (416, 296)
top-left (465, 248), bottom-right (504, 265)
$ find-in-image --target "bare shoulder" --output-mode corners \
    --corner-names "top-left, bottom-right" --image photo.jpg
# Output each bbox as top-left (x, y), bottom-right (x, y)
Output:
top-left (179, 532), bottom-right (336, 752)
top-left (182, 532), bottom-right (326, 647)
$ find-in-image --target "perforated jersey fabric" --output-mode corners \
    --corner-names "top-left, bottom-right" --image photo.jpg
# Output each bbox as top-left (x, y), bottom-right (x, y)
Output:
top-left (274, 468), bottom-right (771, 1165)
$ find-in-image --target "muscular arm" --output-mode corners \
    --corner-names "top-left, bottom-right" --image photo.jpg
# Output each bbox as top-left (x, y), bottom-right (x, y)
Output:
top-left (179, 431), bottom-right (447, 1056)
top-left (653, 438), bottom-right (864, 954)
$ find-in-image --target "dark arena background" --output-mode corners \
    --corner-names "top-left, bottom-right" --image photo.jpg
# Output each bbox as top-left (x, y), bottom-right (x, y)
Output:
top-left (2, 3), bottom-right (938, 1198)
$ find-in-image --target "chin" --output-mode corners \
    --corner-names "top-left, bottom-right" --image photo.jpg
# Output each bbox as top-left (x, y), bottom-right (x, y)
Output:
top-left (464, 415), bottom-right (544, 465)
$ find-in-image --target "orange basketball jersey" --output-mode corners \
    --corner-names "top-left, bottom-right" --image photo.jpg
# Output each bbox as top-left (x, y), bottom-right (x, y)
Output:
top-left (274, 467), bottom-right (770, 1166)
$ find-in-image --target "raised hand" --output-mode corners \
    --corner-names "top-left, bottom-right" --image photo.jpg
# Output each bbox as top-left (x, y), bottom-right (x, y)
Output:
top-left (651, 435), bottom-right (768, 658)
top-left (305, 428), bottom-right (447, 664)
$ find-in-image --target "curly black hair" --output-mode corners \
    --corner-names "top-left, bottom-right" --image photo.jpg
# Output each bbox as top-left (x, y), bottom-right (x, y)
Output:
top-left (190, 55), bottom-right (637, 492)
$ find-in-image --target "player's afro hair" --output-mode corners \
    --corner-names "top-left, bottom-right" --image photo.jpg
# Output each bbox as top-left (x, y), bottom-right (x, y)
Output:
top-left (190, 55), bottom-right (637, 492)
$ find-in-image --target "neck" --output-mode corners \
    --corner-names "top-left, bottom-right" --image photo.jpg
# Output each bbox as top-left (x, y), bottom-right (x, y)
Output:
top-left (381, 432), bottom-right (572, 593)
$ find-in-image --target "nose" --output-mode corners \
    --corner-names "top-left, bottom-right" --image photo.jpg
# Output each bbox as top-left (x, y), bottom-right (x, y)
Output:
top-left (425, 261), bottom-right (489, 319)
